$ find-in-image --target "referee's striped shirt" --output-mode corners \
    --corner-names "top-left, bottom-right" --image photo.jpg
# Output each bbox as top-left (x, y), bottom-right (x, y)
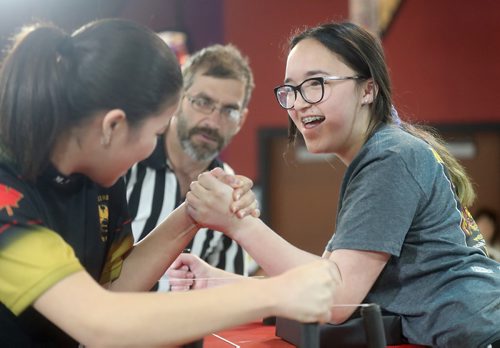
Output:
top-left (125, 136), bottom-right (247, 290)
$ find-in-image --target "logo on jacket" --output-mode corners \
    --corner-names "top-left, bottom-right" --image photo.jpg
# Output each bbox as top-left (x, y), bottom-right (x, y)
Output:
top-left (98, 194), bottom-right (110, 242)
top-left (0, 184), bottom-right (24, 216)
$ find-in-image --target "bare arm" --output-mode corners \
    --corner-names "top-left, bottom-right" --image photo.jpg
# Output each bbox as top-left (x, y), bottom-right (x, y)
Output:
top-left (186, 212), bottom-right (389, 323)
top-left (167, 253), bottom-right (242, 290)
top-left (226, 217), bottom-right (321, 275)
top-left (110, 202), bottom-right (198, 292)
top-left (187, 171), bottom-right (390, 323)
top-left (325, 249), bottom-right (390, 323)
top-left (34, 260), bottom-right (337, 347)
top-left (186, 172), bottom-right (320, 274)
top-left (112, 173), bottom-right (258, 292)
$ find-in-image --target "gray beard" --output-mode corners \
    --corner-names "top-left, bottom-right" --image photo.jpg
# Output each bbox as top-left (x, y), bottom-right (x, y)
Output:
top-left (179, 138), bottom-right (219, 162)
top-left (175, 109), bottom-right (227, 162)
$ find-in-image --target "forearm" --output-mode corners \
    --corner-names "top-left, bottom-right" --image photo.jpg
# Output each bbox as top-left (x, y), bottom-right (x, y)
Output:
top-left (326, 249), bottom-right (390, 324)
top-left (35, 272), bottom-right (275, 347)
top-left (111, 203), bottom-right (198, 291)
top-left (232, 217), bottom-right (320, 275)
top-left (94, 281), bottom-right (274, 346)
top-left (107, 281), bottom-right (274, 345)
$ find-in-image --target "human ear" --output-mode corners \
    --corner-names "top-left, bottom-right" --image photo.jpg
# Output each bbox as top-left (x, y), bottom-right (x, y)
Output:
top-left (361, 79), bottom-right (377, 105)
top-left (234, 108), bottom-right (249, 134)
top-left (101, 109), bottom-right (126, 147)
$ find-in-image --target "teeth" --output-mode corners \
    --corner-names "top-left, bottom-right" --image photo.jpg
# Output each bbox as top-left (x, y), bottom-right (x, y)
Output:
top-left (302, 116), bottom-right (324, 124)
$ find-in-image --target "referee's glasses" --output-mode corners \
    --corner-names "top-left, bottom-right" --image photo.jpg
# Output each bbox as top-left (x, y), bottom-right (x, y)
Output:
top-left (185, 93), bottom-right (241, 122)
top-left (274, 75), bottom-right (364, 110)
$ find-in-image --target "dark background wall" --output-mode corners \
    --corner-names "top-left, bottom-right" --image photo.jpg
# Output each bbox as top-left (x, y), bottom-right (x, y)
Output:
top-left (384, 0), bottom-right (500, 124)
top-left (0, 0), bottom-right (224, 54)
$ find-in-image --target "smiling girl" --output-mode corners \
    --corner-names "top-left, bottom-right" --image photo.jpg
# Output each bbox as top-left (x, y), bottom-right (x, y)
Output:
top-left (179, 22), bottom-right (500, 347)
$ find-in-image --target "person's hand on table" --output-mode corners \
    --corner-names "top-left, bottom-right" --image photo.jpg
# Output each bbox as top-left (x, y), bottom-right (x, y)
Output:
top-left (269, 259), bottom-right (337, 323)
top-left (167, 253), bottom-right (238, 291)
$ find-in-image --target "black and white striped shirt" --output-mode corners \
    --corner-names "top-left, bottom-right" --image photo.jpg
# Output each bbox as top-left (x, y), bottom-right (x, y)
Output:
top-left (125, 136), bottom-right (247, 290)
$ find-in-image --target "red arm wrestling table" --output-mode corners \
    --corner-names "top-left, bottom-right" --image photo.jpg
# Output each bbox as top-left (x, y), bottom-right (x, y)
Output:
top-left (204, 321), bottom-right (426, 347)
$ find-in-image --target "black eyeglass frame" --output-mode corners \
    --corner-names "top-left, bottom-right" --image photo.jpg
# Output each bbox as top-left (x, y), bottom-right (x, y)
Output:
top-left (273, 75), bottom-right (365, 110)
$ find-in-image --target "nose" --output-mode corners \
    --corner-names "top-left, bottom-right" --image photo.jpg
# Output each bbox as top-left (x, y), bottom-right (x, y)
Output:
top-left (199, 108), bottom-right (223, 128)
top-left (205, 106), bottom-right (227, 122)
top-left (293, 91), bottom-right (311, 110)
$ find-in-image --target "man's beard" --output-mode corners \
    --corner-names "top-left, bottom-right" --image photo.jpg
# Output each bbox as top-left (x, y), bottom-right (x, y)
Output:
top-left (177, 115), bottom-right (226, 162)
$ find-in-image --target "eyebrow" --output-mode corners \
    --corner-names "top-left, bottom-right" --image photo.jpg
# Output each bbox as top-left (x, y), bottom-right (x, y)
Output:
top-left (284, 70), bottom-right (331, 84)
top-left (193, 91), bottom-right (213, 100)
top-left (194, 92), bottom-right (241, 110)
top-left (222, 103), bottom-right (241, 110)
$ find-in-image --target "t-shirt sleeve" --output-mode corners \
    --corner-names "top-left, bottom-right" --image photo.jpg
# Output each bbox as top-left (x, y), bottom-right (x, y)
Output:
top-left (0, 180), bottom-right (83, 315)
top-left (327, 151), bottom-right (425, 256)
top-left (99, 229), bottom-right (134, 284)
top-left (0, 225), bottom-right (83, 315)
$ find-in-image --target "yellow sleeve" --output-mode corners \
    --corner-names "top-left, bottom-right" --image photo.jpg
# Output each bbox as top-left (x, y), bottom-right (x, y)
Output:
top-left (0, 225), bottom-right (83, 315)
top-left (99, 233), bottom-right (134, 284)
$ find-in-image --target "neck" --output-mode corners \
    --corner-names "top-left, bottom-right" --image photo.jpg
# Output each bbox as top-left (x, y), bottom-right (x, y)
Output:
top-left (338, 107), bottom-right (372, 165)
top-left (50, 134), bottom-right (81, 176)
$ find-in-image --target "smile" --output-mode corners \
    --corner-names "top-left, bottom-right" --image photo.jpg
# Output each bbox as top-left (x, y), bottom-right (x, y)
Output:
top-left (302, 115), bottom-right (325, 127)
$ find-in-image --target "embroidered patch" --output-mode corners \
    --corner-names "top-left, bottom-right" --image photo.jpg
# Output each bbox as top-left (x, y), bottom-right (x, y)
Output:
top-left (0, 184), bottom-right (24, 216)
top-left (97, 194), bottom-right (109, 242)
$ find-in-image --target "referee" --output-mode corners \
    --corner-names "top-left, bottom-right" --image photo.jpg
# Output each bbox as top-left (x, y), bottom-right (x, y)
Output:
top-left (125, 44), bottom-right (255, 290)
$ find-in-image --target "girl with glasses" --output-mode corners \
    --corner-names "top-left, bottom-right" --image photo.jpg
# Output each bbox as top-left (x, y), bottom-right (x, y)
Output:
top-left (174, 22), bottom-right (500, 347)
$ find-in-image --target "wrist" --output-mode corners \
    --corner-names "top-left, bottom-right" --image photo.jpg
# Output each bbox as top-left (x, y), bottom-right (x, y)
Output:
top-left (178, 202), bottom-right (201, 235)
top-left (257, 276), bottom-right (282, 318)
top-left (229, 215), bottom-right (260, 244)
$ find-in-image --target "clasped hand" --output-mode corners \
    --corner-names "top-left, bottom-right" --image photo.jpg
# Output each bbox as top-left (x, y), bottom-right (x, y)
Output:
top-left (186, 167), bottom-right (259, 233)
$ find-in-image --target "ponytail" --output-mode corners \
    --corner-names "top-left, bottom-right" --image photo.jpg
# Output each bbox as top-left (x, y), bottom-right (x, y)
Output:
top-left (0, 19), bottom-right (183, 180)
top-left (399, 121), bottom-right (476, 207)
top-left (0, 24), bottom-right (72, 179)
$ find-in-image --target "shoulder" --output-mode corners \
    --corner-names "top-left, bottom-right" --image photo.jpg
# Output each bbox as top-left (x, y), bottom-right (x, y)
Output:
top-left (345, 126), bottom-right (447, 198)
top-left (0, 163), bottom-right (39, 219)
top-left (359, 126), bottom-right (441, 173)
top-left (367, 126), bottom-right (430, 156)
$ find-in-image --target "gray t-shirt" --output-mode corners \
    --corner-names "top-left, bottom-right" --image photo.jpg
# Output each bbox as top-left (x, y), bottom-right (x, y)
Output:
top-left (326, 125), bottom-right (500, 347)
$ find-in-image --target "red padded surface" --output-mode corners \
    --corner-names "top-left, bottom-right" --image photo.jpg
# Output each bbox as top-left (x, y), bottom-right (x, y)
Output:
top-left (204, 321), bottom-right (426, 347)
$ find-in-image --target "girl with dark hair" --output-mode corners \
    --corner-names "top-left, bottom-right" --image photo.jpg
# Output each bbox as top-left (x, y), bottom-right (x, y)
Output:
top-left (174, 22), bottom-right (500, 347)
top-left (0, 19), bottom-right (336, 346)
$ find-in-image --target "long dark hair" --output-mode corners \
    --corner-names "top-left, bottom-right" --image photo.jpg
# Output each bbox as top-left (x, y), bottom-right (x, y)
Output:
top-left (287, 22), bottom-right (475, 207)
top-left (0, 18), bottom-right (183, 180)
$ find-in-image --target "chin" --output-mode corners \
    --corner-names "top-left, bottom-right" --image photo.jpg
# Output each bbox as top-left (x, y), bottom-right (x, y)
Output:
top-left (103, 178), bottom-right (120, 188)
top-left (92, 174), bottom-right (121, 188)
top-left (305, 140), bottom-right (336, 155)
top-left (305, 143), bottom-right (325, 154)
